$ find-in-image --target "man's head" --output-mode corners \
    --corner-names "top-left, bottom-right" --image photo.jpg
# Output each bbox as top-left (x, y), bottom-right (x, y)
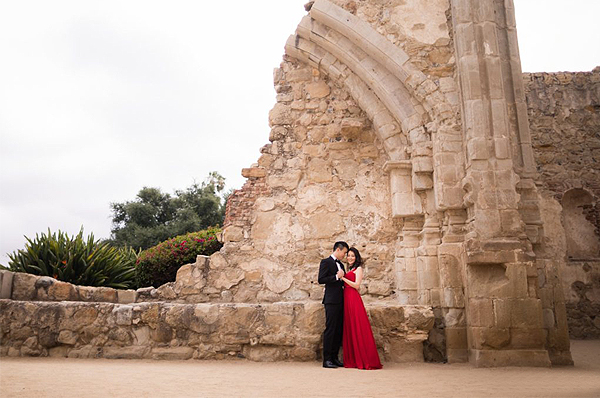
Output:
top-left (332, 241), bottom-right (349, 261)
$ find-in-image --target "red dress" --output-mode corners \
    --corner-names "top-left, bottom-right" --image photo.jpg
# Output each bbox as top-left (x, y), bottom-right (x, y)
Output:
top-left (342, 270), bottom-right (383, 370)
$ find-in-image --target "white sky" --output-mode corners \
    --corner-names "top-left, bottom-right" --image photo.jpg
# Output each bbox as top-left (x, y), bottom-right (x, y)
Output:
top-left (1, 0), bottom-right (599, 264)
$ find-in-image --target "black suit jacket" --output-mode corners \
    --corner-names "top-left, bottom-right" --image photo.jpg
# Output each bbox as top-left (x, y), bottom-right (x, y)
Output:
top-left (318, 256), bottom-right (344, 304)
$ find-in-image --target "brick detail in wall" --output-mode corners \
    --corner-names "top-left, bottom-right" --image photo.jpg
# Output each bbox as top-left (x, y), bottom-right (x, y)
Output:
top-left (224, 177), bottom-right (271, 228)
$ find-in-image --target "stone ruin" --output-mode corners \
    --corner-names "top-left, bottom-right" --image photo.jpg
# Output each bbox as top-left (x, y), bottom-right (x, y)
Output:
top-left (1, 0), bottom-right (599, 367)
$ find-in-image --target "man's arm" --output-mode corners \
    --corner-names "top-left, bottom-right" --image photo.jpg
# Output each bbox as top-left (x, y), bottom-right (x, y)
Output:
top-left (318, 259), bottom-right (337, 285)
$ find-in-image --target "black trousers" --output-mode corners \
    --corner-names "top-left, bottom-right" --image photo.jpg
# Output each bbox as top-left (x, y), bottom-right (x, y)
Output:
top-left (323, 303), bottom-right (343, 362)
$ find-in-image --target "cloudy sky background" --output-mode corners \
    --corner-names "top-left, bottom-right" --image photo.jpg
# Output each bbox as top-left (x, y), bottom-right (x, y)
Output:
top-left (1, 0), bottom-right (599, 264)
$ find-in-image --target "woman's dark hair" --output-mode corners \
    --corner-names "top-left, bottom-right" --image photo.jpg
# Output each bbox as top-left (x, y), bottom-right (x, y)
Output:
top-left (348, 247), bottom-right (363, 270)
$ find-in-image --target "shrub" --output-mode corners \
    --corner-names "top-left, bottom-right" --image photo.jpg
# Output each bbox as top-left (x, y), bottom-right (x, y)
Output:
top-left (4, 229), bottom-right (137, 289)
top-left (135, 227), bottom-right (222, 288)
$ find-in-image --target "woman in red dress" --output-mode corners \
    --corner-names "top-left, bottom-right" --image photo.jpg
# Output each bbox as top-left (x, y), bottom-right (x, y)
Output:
top-left (340, 247), bottom-right (383, 370)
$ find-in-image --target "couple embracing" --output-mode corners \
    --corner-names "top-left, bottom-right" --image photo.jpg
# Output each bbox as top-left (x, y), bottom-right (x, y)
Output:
top-left (318, 241), bottom-right (382, 370)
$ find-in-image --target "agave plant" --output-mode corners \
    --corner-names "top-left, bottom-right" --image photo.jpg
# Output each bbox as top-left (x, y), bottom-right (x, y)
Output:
top-left (5, 229), bottom-right (137, 289)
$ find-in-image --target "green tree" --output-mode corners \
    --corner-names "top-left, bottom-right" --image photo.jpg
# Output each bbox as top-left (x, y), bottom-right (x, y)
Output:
top-left (109, 172), bottom-right (226, 250)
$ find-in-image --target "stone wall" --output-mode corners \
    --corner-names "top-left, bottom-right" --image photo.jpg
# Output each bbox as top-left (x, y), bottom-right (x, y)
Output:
top-left (525, 68), bottom-right (600, 339)
top-left (216, 0), bottom-right (575, 367)
top-left (525, 69), bottom-right (600, 238)
top-left (219, 58), bottom-right (402, 303)
top-left (0, 299), bottom-right (433, 362)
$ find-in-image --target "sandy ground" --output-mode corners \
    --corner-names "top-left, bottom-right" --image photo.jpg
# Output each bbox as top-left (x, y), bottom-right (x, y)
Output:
top-left (1, 340), bottom-right (599, 398)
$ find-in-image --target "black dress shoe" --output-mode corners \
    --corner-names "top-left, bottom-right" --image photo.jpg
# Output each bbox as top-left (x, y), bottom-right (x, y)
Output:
top-left (332, 358), bottom-right (344, 367)
top-left (323, 360), bottom-right (338, 368)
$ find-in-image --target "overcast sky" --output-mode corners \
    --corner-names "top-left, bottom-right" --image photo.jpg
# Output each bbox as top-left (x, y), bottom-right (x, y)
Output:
top-left (1, 0), bottom-right (599, 264)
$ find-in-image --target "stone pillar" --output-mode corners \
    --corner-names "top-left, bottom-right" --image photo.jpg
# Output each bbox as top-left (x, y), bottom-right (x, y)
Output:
top-left (396, 218), bottom-right (422, 305)
top-left (438, 210), bottom-right (469, 363)
top-left (451, 0), bottom-right (551, 366)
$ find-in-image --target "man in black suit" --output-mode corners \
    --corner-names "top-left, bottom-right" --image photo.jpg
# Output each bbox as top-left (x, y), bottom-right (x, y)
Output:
top-left (318, 241), bottom-right (349, 368)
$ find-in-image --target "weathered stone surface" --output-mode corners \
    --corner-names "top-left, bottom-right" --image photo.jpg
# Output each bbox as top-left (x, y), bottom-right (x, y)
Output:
top-left (11, 272), bottom-right (38, 300)
top-left (0, 300), bottom-right (433, 362)
top-left (222, 226), bottom-right (244, 242)
top-left (117, 289), bottom-right (137, 304)
top-left (305, 81), bottom-right (331, 99)
top-left (0, 270), bottom-right (14, 299)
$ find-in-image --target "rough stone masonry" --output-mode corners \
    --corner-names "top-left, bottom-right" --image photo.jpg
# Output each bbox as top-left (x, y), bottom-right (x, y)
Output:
top-left (2, 0), bottom-right (599, 367)
top-left (222, 0), bottom-right (577, 367)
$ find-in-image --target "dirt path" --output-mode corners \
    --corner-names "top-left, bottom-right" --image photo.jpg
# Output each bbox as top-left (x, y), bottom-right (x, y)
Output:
top-left (1, 340), bottom-right (599, 398)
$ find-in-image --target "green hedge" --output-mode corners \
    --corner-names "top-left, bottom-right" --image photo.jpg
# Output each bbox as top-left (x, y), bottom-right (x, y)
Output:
top-left (135, 227), bottom-right (222, 288)
top-left (4, 229), bottom-right (137, 289)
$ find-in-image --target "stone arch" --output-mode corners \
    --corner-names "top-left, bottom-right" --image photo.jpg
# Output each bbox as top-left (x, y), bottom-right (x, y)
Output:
top-left (285, 0), bottom-right (456, 162)
top-left (285, 0), bottom-right (459, 218)
top-left (562, 188), bottom-right (600, 260)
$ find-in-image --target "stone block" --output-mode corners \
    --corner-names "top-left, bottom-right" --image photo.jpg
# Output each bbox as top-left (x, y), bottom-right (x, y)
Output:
top-left (392, 190), bottom-right (417, 217)
top-left (439, 77), bottom-right (457, 93)
top-left (243, 345), bottom-right (282, 362)
top-left (447, 348), bottom-right (469, 363)
top-left (510, 298), bottom-right (543, 329)
top-left (72, 306), bottom-right (99, 326)
top-left (113, 305), bottom-right (133, 326)
top-left (367, 280), bottom-right (393, 296)
top-left (11, 272), bottom-right (38, 300)
top-left (48, 346), bottom-right (70, 358)
top-left (266, 170), bottom-right (302, 191)
top-left (500, 210), bottom-right (523, 235)
top-left (464, 98), bottom-right (486, 137)
top-left (493, 299), bottom-right (511, 328)
top-left (430, 288), bottom-right (442, 307)
top-left (470, 326), bottom-right (510, 349)
top-left (494, 137), bottom-right (510, 160)
top-left (438, 253), bottom-right (463, 288)
top-left (307, 211), bottom-right (345, 239)
top-left (469, 349), bottom-right (550, 367)
top-left (307, 158), bottom-right (332, 183)
top-left (412, 173), bottom-right (433, 191)
top-left (290, 346), bottom-right (316, 361)
top-left (412, 157), bottom-right (433, 173)
top-left (57, 330), bottom-right (78, 345)
top-left (305, 81), bottom-right (330, 99)
top-left (444, 308), bottom-right (466, 327)
top-left (467, 298), bottom-right (494, 327)
top-left (241, 167), bottom-right (266, 178)
top-left (404, 257), bottom-right (417, 272)
top-left (91, 287), bottom-right (118, 303)
top-left (384, 339), bottom-right (423, 362)
top-left (269, 103), bottom-right (293, 126)
top-left (48, 280), bottom-right (78, 301)
top-left (103, 346), bottom-right (148, 360)
top-left (404, 306), bottom-right (435, 331)
top-left (396, 289), bottom-right (418, 305)
top-left (417, 257), bottom-right (440, 289)
top-left (542, 308), bottom-right (555, 328)
top-left (285, 66), bottom-right (312, 82)
top-left (510, 328), bottom-right (546, 349)
top-left (454, 21), bottom-right (476, 54)
top-left (443, 287), bottom-right (465, 308)
top-left (0, 270), bottom-right (14, 299)
top-left (445, 327), bottom-right (467, 350)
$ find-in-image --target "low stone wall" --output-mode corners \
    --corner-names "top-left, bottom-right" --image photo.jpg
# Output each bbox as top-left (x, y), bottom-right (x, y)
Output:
top-left (0, 299), bottom-right (434, 362)
top-left (0, 270), bottom-right (138, 304)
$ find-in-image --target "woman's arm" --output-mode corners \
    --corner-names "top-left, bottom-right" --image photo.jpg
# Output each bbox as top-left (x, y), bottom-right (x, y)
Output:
top-left (341, 267), bottom-right (363, 290)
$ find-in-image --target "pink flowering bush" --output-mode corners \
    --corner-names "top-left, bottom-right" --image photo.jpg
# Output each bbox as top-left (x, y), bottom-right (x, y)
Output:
top-left (135, 227), bottom-right (222, 288)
